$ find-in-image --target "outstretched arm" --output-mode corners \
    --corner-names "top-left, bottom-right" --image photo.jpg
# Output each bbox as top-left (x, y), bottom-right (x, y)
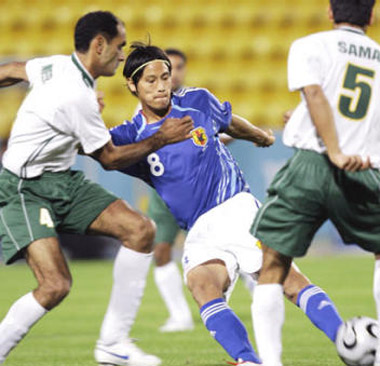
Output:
top-left (225, 114), bottom-right (275, 147)
top-left (0, 62), bottom-right (28, 88)
top-left (91, 116), bottom-right (194, 170)
top-left (303, 85), bottom-right (369, 172)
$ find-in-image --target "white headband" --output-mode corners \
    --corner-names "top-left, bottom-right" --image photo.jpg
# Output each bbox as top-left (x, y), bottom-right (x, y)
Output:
top-left (130, 59), bottom-right (171, 79)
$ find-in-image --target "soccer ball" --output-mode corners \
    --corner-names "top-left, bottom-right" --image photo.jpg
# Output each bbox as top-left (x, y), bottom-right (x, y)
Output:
top-left (336, 316), bottom-right (380, 366)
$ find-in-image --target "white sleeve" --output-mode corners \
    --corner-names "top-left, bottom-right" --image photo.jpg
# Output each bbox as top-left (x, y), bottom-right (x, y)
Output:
top-left (63, 93), bottom-right (111, 154)
top-left (288, 37), bottom-right (327, 91)
top-left (25, 57), bottom-right (56, 86)
top-left (25, 58), bottom-right (44, 86)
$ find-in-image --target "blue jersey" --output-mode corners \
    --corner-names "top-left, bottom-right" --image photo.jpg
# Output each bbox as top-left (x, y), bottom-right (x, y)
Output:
top-left (111, 88), bottom-right (249, 229)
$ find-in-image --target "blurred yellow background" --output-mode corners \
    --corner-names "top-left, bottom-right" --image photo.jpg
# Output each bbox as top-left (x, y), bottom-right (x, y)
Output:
top-left (1, 0), bottom-right (380, 139)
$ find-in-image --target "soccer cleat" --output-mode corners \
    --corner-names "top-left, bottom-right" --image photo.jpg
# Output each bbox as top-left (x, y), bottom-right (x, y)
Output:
top-left (227, 358), bottom-right (262, 365)
top-left (94, 339), bottom-right (162, 366)
top-left (159, 318), bottom-right (194, 333)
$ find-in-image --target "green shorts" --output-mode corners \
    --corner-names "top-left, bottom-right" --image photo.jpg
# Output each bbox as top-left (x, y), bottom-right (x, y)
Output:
top-left (251, 149), bottom-right (380, 257)
top-left (0, 169), bottom-right (118, 264)
top-left (147, 189), bottom-right (182, 245)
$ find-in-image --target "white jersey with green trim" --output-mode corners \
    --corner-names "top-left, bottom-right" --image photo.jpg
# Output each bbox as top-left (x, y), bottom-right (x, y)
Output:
top-left (3, 53), bottom-right (110, 179)
top-left (284, 26), bottom-right (380, 169)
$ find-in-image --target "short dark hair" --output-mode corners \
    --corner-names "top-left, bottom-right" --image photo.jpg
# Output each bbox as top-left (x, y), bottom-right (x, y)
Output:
top-left (330, 0), bottom-right (375, 27)
top-left (123, 42), bottom-right (172, 86)
top-left (164, 48), bottom-right (187, 63)
top-left (74, 11), bottom-right (121, 52)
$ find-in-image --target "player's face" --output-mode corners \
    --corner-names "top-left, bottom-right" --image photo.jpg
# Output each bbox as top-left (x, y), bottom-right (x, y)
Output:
top-left (136, 62), bottom-right (172, 112)
top-left (168, 55), bottom-right (186, 92)
top-left (100, 23), bottom-right (126, 76)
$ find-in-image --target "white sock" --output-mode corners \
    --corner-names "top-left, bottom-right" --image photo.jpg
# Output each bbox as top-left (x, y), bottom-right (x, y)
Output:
top-left (154, 261), bottom-right (192, 323)
top-left (239, 272), bottom-right (257, 296)
top-left (373, 260), bottom-right (380, 365)
top-left (99, 246), bottom-right (152, 346)
top-left (252, 284), bottom-right (284, 366)
top-left (0, 292), bottom-right (47, 362)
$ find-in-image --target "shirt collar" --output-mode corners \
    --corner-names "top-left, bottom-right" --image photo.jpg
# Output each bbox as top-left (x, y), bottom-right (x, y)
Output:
top-left (71, 53), bottom-right (95, 88)
top-left (337, 25), bottom-right (365, 35)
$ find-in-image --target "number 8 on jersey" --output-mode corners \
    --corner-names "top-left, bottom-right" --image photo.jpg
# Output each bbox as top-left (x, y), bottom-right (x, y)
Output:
top-left (147, 153), bottom-right (165, 177)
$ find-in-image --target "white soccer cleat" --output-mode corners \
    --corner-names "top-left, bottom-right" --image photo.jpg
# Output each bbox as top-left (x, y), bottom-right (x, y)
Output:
top-left (158, 318), bottom-right (194, 333)
top-left (94, 339), bottom-right (162, 366)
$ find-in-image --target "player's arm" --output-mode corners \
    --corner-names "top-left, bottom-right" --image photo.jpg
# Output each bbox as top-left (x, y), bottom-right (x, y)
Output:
top-left (0, 62), bottom-right (28, 88)
top-left (225, 114), bottom-right (275, 147)
top-left (91, 116), bottom-right (194, 170)
top-left (303, 85), bottom-right (369, 171)
top-left (219, 133), bottom-right (234, 145)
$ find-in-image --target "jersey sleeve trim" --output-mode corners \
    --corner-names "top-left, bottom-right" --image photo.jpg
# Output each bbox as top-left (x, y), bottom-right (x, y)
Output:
top-left (83, 134), bottom-right (111, 155)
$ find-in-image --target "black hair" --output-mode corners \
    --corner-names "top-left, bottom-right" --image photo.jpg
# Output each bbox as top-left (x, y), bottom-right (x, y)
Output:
top-left (74, 11), bottom-right (121, 52)
top-left (164, 48), bottom-right (187, 63)
top-left (123, 42), bottom-right (172, 86)
top-left (330, 0), bottom-right (375, 27)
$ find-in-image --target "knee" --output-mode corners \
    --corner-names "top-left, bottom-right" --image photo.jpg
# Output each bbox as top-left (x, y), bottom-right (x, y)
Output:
top-left (125, 216), bottom-right (156, 253)
top-left (40, 275), bottom-right (72, 308)
top-left (137, 217), bottom-right (155, 252)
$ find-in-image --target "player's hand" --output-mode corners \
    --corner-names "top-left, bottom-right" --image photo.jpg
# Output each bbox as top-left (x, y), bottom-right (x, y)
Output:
top-left (329, 152), bottom-right (371, 172)
top-left (283, 109), bottom-right (294, 125)
top-left (254, 129), bottom-right (275, 147)
top-left (158, 116), bottom-right (194, 145)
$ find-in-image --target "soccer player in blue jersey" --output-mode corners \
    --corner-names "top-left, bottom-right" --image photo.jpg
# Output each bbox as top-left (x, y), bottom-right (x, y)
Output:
top-left (110, 43), bottom-right (344, 365)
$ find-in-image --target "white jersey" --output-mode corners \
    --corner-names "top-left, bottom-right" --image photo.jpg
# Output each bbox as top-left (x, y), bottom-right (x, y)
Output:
top-left (3, 53), bottom-right (111, 178)
top-left (284, 26), bottom-right (380, 169)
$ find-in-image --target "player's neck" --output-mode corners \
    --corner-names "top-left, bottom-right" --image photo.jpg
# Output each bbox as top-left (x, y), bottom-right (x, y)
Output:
top-left (334, 23), bottom-right (367, 33)
top-left (75, 52), bottom-right (99, 79)
top-left (142, 105), bottom-right (172, 124)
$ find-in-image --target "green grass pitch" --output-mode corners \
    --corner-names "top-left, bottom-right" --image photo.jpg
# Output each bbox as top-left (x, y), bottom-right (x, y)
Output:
top-left (0, 254), bottom-right (376, 366)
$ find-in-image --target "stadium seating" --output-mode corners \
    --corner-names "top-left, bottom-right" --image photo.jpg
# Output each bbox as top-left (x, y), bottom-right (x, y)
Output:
top-left (0, 0), bottom-right (379, 137)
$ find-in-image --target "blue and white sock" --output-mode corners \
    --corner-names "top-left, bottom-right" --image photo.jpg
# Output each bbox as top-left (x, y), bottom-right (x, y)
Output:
top-left (297, 284), bottom-right (343, 342)
top-left (200, 298), bottom-right (261, 363)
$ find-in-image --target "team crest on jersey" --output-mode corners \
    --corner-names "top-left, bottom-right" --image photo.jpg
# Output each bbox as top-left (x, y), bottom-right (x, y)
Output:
top-left (191, 127), bottom-right (208, 147)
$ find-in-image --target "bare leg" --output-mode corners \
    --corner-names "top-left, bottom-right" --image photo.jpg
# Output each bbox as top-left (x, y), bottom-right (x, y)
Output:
top-left (283, 263), bottom-right (343, 342)
top-left (154, 242), bottom-right (171, 266)
top-left (186, 260), bottom-right (230, 307)
top-left (0, 237), bottom-right (71, 362)
top-left (186, 260), bottom-right (261, 364)
top-left (26, 238), bottom-right (72, 309)
top-left (283, 263), bottom-right (310, 304)
top-left (88, 199), bottom-right (155, 253)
